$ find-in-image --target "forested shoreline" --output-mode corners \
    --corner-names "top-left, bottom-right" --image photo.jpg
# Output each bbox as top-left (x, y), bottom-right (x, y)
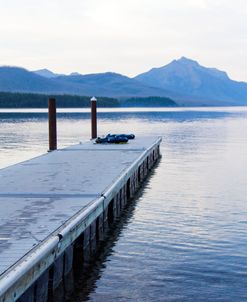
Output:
top-left (0, 92), bottom-right (177, 108)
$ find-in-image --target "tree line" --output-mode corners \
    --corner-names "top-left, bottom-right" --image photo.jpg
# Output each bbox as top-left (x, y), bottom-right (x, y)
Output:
top-left (0, 92), bottom-right (177, 108)
top-left (0, 92), bottom-right (119, 108)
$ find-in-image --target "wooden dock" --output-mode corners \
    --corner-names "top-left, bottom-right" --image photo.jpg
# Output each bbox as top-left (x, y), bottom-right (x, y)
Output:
top-left (0, 136), bottom-right (161, 302)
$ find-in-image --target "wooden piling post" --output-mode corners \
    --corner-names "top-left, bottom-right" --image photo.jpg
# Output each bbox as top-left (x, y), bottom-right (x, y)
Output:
top-left (48, 98), bottom-right (57, 151)
top-left (91, 96), bottom-right (97, 139)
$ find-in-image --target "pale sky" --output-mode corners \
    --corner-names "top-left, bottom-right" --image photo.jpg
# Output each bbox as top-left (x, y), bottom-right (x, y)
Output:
top-left (0, 0), bottom-right (247, 80)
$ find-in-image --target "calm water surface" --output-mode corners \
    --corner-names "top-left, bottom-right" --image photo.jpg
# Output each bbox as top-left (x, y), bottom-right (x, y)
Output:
top-left (1, 107), bottom-right (247, 301)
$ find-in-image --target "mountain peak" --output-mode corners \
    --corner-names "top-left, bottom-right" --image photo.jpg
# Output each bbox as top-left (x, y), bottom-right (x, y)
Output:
top-left (134, 57), bottom-right (243, 105)
top-left (33, 69), bottom-right (63, 78)
top-left (175, 56), bottom-right (199, 66)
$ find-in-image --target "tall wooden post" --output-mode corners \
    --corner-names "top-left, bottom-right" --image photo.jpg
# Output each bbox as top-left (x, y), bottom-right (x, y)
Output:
top-left (48, 98), bottom-right (57, 151)
top-left (91, 96), bottom-right (97, 139)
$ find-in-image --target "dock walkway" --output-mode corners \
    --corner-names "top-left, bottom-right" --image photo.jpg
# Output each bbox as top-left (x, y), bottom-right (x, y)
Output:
top-left (0, 136), bottom-right (161, 302)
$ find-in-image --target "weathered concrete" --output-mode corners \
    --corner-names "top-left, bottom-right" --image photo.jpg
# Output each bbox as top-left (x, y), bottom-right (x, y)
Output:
top-left (0, 136), bottom-right (161, 302)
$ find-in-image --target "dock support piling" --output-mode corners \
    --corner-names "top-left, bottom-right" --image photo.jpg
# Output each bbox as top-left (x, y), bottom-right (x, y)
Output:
top-left (48, 98), bottom-right (57, 151)
top-left (90, 221), bottom-right (97, 256)
top-left (97, 213), bottom-right (104, 241)
top-left (52, 255), bottom-right (64, 290)
top-left (83, 227), bottom-right (91, 265)
top-left (17, 285), bottom-right (34, 302)
top-left (35, 271), bottom-right (49, 302)
top-left (91, 96), bottom-right (97, 139)
top-left (64, 246), bottom-right (74, 276)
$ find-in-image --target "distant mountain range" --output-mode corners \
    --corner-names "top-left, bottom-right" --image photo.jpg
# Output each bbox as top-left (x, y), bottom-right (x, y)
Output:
top-left (0, 67), bottom-right (175, 99)
top-left (1, 57), bottom-right (247, 106)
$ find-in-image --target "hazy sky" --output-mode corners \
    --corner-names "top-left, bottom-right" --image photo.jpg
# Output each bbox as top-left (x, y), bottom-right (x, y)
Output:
top-left (0, 0), bottom-right (247, 80)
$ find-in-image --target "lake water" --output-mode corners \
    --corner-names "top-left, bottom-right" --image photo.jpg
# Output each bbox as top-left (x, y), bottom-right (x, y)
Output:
top-left (1, 107), bottom-right (247, 301)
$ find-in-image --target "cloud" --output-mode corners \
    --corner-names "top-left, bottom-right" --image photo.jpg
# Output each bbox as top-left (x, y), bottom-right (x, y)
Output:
top-left (0, 0), bottom-right (247, 80)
